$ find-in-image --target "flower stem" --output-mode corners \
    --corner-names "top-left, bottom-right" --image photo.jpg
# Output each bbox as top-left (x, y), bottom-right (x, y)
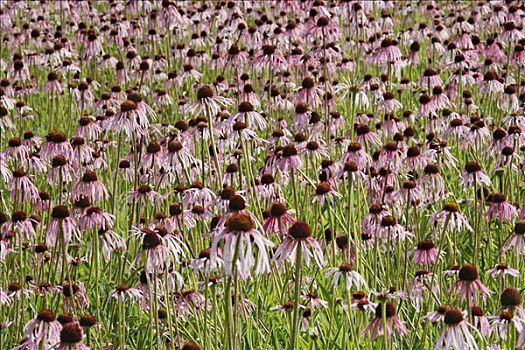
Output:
top-left (290, 242), bottom-right (303, 350)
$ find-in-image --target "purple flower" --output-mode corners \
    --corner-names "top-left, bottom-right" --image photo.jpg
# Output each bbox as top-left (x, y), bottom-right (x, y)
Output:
top-left (360, 302), bottom-right (408, 341)
top-left (273, 221), bottom-right (325, 268)
top-left (448, 265), bottom-right (492, 305)
top-left (434, 307), bottom-right (479, 349)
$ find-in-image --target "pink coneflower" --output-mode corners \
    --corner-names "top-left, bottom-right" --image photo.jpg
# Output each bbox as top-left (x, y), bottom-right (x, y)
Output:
top-left (434, 307), bottom-right (478, 349)
top-left (24, 309), bottom-right (61, 348)
top-left (420, 68), bottom-right (443, 89)
top-left (486, 263), bottom-right (520, 279)
top-left (210, 213), bottom-right (273, 279)
top-left (190, 247), bottom-right (223, 275)
top-left (402, 146), bottom-right (427, 172)
top-left (183, 85), bottom-right (233, 117)
top-left (378, 92), bottom-right (403, 113)
top-left (163, 138), bottom-right (195, 170)
top-left (360, 302), bottom-right (408, 341)
top-left (300, 307), bottom-right (318, 336)
top-left (1, 211), bottom-right (37, 241)
top-left (460, 160), bottom-right (491, 188)
top-left (44, 71), bottom-right (62, 94)
top-left (153, 89), bottom-right (173, 107)
top-left (396, 180), bottom-right (423, 206)
top-left (256, 173), bottom-right (279, 200)
top-left (296, 77), bottom-right (323, 108)
top-left (273, 221), bottom-right (325, 268)
top-left (95, 91), bottom-right (119, 112)
top-left (407, 270), bottom-right (439, 311)
top-left (417, 93), bottom-right (436, 118)
top-left (5, 137), bottom-right (30, 162)
top-left (410, 240), bottom-right (440, 265)
top-left (46, 206), bottom-right (80, 247)
top-left (444, 117), bottom-right (470, 141)
top-left (255, 44), bottom-right (286, 71)
top-left (240, 83), bottom-right (260, 108)
top-left (166, 202), bottom-right (196, 231)
top-left (325, 262), bottom-right (367, 290)
top-left (213, 187), bottom-right (238, 212)
top-left (512, 44), bottom-right (525, 65)
top-left (32, 282), bottom-right (61, 296)
top-left (78, 207), bottom-right (114, 231)
top-left (110, 100), bottom-right (147, 138)
top-left (479, 71), bottom-right (504, 94)
top-left (503, 220), bottom-right (525, 255)
top-left (486, 192), bottom-right (517, 222)
top-left (128, 184), bottom-right (163, 206)
top-left (0, 239), bottom-right (11, 261)
top-left (336, 160), bottom-right (366, 184)
top-left (278, 145), bottom-right (302, 173)
top-left (230, 121), bottom-right (268, 145)
top-left (42, 131), bottom-right (73, 161)
top-left (270, 301), bottom-right (302, 314)
top-left (142, 141), bottom-right (164, 170)
top-left (377, 215), bottom-right (412, 243)
top-left (431, 86), bottom-right (454, 111)
top-left (470, 306), bottom-right (492, 337)
top-left (418, 164), bottom-right (446, 203)
top-left (9, 169), bottom-right (40, 203)
top-left (153, 225), bottom-right (187, 264)
top-left (422, 304), bottom-right (451, 323)
top-left (108, 284), bottom-right (143, 302)
top-left (350, 291), bottom-right (378, 314)
top-left (175, 289), bottom-right (207, 318)
top-left (499, 288), bottom-right (525, 320)
top-left (55, 322), bottom-right (90, 350)
top-left (263, 202), bottom-right (295, 236)
top-left (76, 116), bottom-right (101, 140)
top-left (70, 137), bottom-right (93, 167)
top-left (132, 227), bottom-right (170, 273)
top-left (83, 31), bottom-right (103, 61)
top-left (375, 141), bottom-right (402, 172)
top-left (96, 228), bottom-right (126, 262)
top-left (222, 45), bottom-right (249, 67)
top-left (6, 282), bottom-right (32, 300)
top-left (448, 264), bottom-right (492, 305)
top-left (72, 171), bottom-right (108, 203)
top-left (228, 101), bottom-right (267, 131)
top-left (362, 204), bottom-right (389, 236)
top-left (498, 85), bottom-right (520, 113)
top-left (9, 60), bottom-right (30, 82)
top-left (48, 155), bottom-right (74, 185)
top-left (431, 201), bottom-right (473, 233)
top-left (301, 293), bottom-right (329, 309)
top-left (300, 140), bottom-right (330, 160)
top-left (62, 281), bottom-right (89, 309)
top-left (305, 16), bottom-right (340, 41)
top-left (488, 309), bottom-right (523, 341)
top-left (500, 21), bottom-right (524, 44)
top-left (312, 181), bottom-right (342, 205)
top-left (183, 182), bottom-right (216, 207)
top-left (293, 103), bottom-right (312, 130)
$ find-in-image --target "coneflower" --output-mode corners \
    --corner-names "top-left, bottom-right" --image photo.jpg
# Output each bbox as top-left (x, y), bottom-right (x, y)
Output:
top-left (448, 264), bottom-right (492, 305)
top-left (360, 302), bottom-right (408, 341)
top-left (325, 262), bottom-right (367, 290)
top-left (210, 213), bottom-right (273, 279)
top-left (434, 307), bottom-right (478, 349)
top-left (263, 201), bottom-right (295, 236)
top-left (55, 322), bottom-right (90, 350)
top-left (46, 205), bottom-right (79, 247)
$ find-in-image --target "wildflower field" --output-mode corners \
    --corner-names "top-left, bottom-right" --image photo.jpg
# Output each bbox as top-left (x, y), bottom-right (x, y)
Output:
top-left (3, 0), bottom-right (525, 349)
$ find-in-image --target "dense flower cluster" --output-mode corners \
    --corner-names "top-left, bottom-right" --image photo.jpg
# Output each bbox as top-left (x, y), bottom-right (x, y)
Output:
top-left (1, 1), bottom-right (525, 349)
